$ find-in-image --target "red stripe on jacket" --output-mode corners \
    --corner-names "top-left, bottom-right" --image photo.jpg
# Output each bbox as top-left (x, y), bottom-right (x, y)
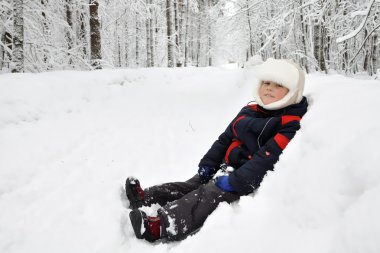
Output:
top-left (232, 116), bottom-right (246, 137)
top-left (224, 140), bottom-right (243, 164)
top-left (274, 133), bottom-right (290, 150)
top-left (248, 104), bottom-right (258, 111)
top-left (281, 115), bottom-right (301, 125)
top-left (248, 104), bottom-right (268, 114)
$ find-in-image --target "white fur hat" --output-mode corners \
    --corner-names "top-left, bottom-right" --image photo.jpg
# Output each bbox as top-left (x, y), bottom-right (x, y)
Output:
top-left (251, 58), bottom-right (305, 110)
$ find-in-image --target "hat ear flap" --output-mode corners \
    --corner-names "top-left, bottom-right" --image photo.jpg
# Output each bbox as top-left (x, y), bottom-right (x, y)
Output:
top-left (293, 62), bottom-right (305, 104)
top-left (252, 79), bottom-right (265, 107)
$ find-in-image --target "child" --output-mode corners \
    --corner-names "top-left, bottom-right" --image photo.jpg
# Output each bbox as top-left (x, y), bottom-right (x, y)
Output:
top-left (126, 58), bottom-right (308, 242)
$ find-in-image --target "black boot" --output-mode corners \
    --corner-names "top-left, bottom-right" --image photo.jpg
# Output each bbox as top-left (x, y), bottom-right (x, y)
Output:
top-left (129, 209), bottom-right (161, 242)
top-left (125, 177), bottom-right (145, 209)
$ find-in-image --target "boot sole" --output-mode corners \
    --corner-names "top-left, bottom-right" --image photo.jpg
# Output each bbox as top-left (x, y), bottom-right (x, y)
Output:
top-left (125, 178), bottom-right (143, 209)
top-left (129, 209), bottom-right (144, 239)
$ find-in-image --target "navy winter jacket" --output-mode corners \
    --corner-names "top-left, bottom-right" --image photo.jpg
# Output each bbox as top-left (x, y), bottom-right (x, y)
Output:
top-left (199, 97), bottom-right (308, 195)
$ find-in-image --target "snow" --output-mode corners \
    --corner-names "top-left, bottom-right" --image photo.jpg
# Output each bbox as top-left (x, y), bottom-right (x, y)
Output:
top-left (0, 67), bottom-right (380, 253)
top-left (166, 216), bottom-right (178, 236)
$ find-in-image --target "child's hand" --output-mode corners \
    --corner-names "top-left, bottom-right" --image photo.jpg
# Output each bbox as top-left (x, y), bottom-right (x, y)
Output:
top-left (215, 176), bottom-right (235, 192)
top-left (198, 166), bottom-right (217, 183)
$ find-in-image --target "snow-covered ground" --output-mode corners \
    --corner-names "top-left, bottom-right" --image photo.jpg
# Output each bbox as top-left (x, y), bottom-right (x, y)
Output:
top-left (0, 67), bottom-right (379, 253)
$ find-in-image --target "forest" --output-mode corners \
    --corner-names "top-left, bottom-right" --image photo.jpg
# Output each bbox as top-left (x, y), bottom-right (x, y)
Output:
top-left (1, 0), bottom-right (379, 75)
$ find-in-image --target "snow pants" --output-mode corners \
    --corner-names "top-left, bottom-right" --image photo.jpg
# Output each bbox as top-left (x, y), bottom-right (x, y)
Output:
top-left (143, 175), bottom-right (240, 241)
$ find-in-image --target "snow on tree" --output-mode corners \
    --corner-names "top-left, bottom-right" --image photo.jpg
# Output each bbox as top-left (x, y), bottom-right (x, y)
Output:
top-left (2, 0), bottom-right (379, 75)
top-left (12, 0), bottom-right (24, 72)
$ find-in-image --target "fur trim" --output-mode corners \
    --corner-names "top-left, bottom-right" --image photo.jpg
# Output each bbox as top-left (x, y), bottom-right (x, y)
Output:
top-left (251, 58), bottom-right (305, 110)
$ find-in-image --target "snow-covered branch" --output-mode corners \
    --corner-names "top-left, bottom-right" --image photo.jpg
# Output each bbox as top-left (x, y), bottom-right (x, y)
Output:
top-left (0, 40), bottom-right (12, 54)
top-left (349, 22), bottom-right (380, 65)
top-left (336, 0), bottom-right (376, 43)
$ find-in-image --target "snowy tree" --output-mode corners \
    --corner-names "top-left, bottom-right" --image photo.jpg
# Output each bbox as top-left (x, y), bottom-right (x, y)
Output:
top-left (65, 0), bottom-right (74, 64)
top-left (12, 0), bottom-right (24, 72)
top-left (336, 0), bottom-right (380, 75)
top-left (167, 0), bottom-right (175, 67)
top-left (89, 0), bottom-right (101, 68)
top-left (1, 0), bottom-right (378, 75)
top-left (0, 0), bottom-right (12, 70)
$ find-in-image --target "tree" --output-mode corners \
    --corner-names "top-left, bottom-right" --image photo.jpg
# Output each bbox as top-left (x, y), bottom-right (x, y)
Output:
top-left (313, 1), bottom-right (327, 72)
top-left (89, 0), bottom-right (101, 69)
top-left (12, 0), bottom-right (24, 72)
top-left (65, 0), bottom-right (74, 64)
top-left (2, 0), bottom-right (378, 75)
top-left (166, 0), bottom-right (175, 67)
top-left (0, 0), bottom-right (12, 70)
top-left (146, 0), bottom-right (155, 67)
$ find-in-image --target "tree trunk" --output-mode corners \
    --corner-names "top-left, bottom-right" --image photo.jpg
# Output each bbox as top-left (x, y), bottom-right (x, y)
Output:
top-left (184, 0), bottom-right (189, 66)
top-left (371, 33), bottom-right (378, 76)
top-left (246, 0), bottom-right (253, 58)
top-left (189, 14), bottom-right (194, 65)
top-left (0, 31), bottom-right (12, 69)
top-left (299, 0), bottom-right (309, 72)
top-left (196, 14), bottom-right (201, 67)
top-left (371, 9), bottom-right (380, 78)
top-left (341, 2), bottom-right (348, 73)
top-left (149, 0), bottom-right (155, 66)
top-left (125, 19), bottom-right (129, 67)
top-left (12, 0), bottom-right (24, 73)
top-left (79, 7), bottom-right (88, 58)
top-left (145, 0), bottom-right (155, 67)
top-left (166, 0), bottom-right (175, 67)
top-left (174, 0), bottom-right (179, 48)
top-left (206, 0), bottom-right (211, 66)
top-left (196, 0), bottom-right (204, 67)
top-left (342, 41), bottom-right (348, 72)
top-left (41, 0), bottom-right (49, 65)
top-left (0, 33), bottom-right (4, 69)
top-left (363, 28), bottom-right (369, 72)
top-left (89, 0), bottom-right (102, 69)
top-left (208, 23), bottom-right (212, 66)
top-left (136, 12), bottom-right (140, 67)
top-left (0, 33), bottom-right (3, 69)
top-left (370, 9), bottom-right (379, 76)
top-left (314, 21), bottom-right (326, 72)
top-left (177, 0), bottom-right (185, 67)
top-left (155, 9), bottom-right (159, 66)
top-left (116, 18), bottom-right (121, 67)
top-left (146, 6), bottom-right (152, 67)
top-left (320, 25), bottom-right (326, 72)
top-left (65, 0), bottom-right (74, 64)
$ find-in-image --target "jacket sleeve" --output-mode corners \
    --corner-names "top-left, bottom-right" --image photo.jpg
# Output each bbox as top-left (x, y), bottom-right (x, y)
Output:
top-left (229, 118), bottom-right (302, 195)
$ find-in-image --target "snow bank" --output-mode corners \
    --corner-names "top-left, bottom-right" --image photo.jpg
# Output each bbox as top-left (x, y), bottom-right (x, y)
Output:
top-left (0, 68), bottom-right (379, 253)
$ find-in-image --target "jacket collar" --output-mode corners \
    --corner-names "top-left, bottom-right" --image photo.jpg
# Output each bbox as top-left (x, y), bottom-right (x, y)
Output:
top-left (256, 96), bottom-right (308, 117)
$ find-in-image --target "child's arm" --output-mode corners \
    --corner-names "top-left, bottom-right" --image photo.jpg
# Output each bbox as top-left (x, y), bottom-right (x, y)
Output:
top-left (198, 127), bottom-right (234, 168)
top-left (228, 117), bottom-right (302, 195)
top-left (198, 108), bottom-right (248, 168)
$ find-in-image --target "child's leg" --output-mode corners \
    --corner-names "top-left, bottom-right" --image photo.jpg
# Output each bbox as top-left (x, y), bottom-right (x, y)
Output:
top-left (143, 175), bottom-right (202, 206)
top-left (157, 182), bottom-right (239, 241)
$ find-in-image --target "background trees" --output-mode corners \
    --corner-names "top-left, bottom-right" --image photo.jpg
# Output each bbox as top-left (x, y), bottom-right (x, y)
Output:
top-left (1, 0), bottom-right (379, 75)
top-left (224, 0), bottom-right (380, 75)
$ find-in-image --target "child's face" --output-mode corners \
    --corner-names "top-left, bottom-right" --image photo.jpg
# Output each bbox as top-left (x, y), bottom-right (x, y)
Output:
top-left (259, 81), bottom-right (289, 105)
